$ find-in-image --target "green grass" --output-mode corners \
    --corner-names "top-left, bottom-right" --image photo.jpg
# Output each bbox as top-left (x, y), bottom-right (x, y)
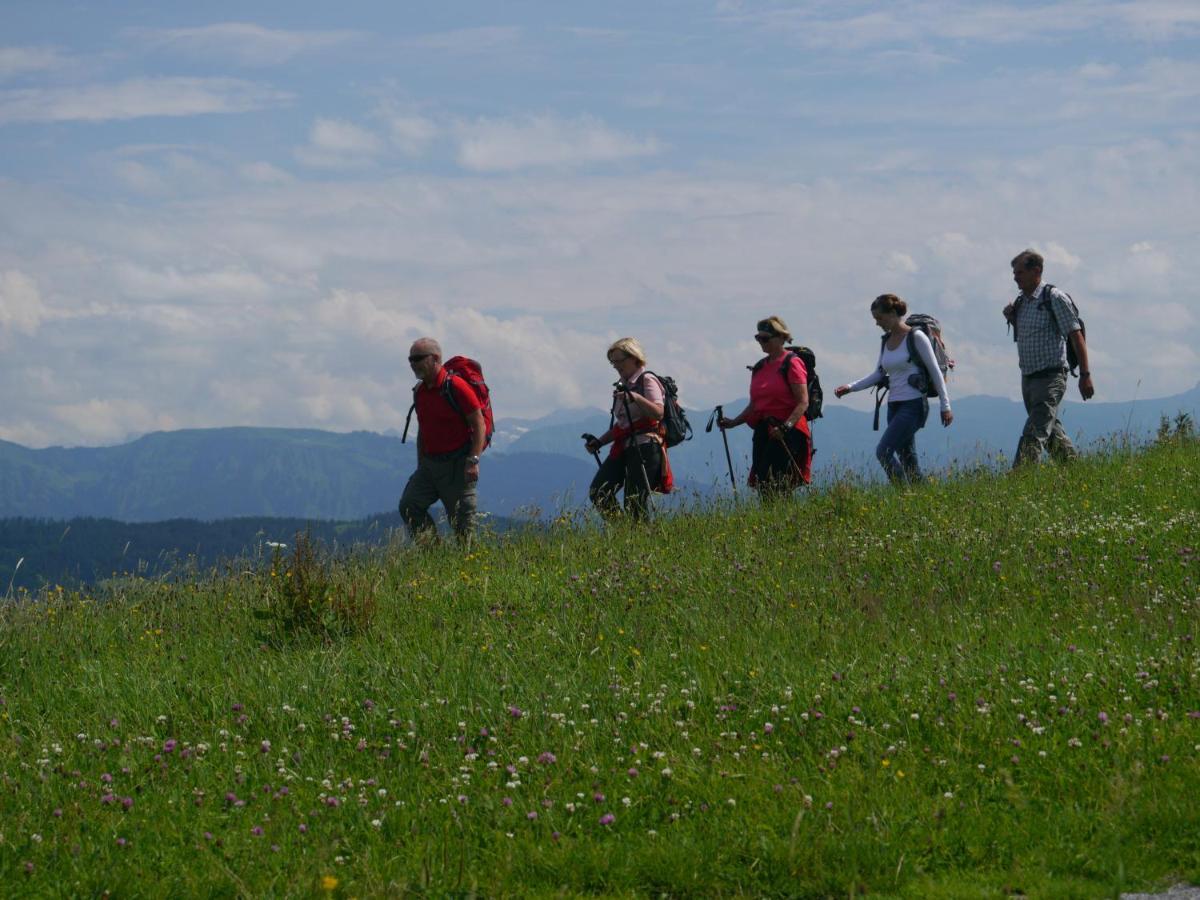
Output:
top-left (1, 440), bottom-right (1198, 897)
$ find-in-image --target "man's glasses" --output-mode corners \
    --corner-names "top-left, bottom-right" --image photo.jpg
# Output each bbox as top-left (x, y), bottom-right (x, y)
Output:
top-left (408, 354), bottom-right (432, 364)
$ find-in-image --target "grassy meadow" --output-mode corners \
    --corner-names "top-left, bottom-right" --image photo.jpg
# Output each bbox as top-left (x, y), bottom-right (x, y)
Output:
top-left (1, 437), bottom-right (1198, 897)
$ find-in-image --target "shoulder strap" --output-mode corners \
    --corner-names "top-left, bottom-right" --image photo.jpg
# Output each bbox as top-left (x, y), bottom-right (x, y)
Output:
top-left (1040, 283), bottom-right (1072, 336)
top-left (1009, 294), bottom-right (1025, 341)
top-left (401, 382), bottom-right (420, 443)
top-left (441, 372), bottom-right (464, 418)
top-left (779, 350), bottom-right (799, 378)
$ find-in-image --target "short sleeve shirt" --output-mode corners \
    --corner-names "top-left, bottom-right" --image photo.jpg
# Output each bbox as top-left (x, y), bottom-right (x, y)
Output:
top-left (612, 368), bottom-right (666, 446)
top-left (414, 368), bottom-right (482, 454)
top-left (749, 354), bottom-right (810, 433)
top-left (1015, 284), bottom-right (1082, 375)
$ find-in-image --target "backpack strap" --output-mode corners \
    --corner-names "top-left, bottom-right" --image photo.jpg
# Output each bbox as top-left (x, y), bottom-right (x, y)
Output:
top-left (872, 334), bottom-right (891, 431)
top-left (1009, 293), bottom-right (1025, 342)
top-left (401, 383), bottom-right (419, 443)
top-left (441, 371), bottom-right (465, 418)
top-left (906, 329), bottom-right (934, 392)
top-left (1038, 283), bottom-right (1076, 337)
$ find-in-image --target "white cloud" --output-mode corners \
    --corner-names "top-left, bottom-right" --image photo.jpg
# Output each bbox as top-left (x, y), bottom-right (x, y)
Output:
top-left (113, 263), bottom-right (274, 304)
top-left (294, 118), bottom-right (382, 168)
top-left (456, 115), bottom-right (661, 172)
top-left (312, 289), bottom-right (424, 345)
top-left (1078, 62), bottom-right (1119, 80)
top-left (1042, 242), bottom-right (1082, 272)
top-left (723, 1), bottom-right (1200, 49)
top-left (1, 131), bottom-right (1197, 446)
top-left (49, 398), bottom-right (178, 445)
top-left (403, 26), bottom-right (522, 54)
top-left (1114, 0), bottom-right (1200, 39)
top-left (239, 161), bottom-right (293, 184)
top-left (384, 113), bottom-right (438, 156)
top-left (129, 22), bottom-right (359, 66)
top-left (0, 270), bottom-right (47, 336)
top-left (0, 77), bottom-right (291, 124)
top-left (887, 251), bottom-right (919, 275)
top-left (0, 46), bottom-right (64, 79)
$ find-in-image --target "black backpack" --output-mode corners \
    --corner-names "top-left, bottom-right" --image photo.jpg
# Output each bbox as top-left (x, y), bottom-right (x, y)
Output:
top-left (1010, 284), bottom-right (1086, 377)
top-left (749, 346), bottom-right (824, 421)
top-left (636, 372), bottom-right (693, 448)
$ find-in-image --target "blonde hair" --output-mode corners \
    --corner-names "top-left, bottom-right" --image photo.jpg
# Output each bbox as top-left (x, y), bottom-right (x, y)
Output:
top-left (755, 316), bottom-right (792, 341)
top-left (607, 337), bottom-right (647, 365)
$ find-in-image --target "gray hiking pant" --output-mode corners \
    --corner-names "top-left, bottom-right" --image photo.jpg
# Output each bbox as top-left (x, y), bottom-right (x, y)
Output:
top-left (399, 449), bottom-right (477, 541)
top-left (1013, 368), bottom-right (1078, 467)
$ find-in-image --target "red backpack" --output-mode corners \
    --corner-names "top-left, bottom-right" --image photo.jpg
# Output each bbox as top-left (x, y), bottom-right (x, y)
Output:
top-left (402, 356), bottom-right (494, 448)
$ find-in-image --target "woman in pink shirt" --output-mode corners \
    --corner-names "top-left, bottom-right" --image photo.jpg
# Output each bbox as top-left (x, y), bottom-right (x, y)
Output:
top-left (719, 316), bottom-right (812, 495)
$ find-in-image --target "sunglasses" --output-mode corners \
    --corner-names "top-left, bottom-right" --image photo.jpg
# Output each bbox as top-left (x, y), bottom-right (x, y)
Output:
top-left (754, 334), bottom-right (775, 343)
top-left (609, 355), bottom-right (631, 366)
top-left (408, 353), bottom-right (432, 364)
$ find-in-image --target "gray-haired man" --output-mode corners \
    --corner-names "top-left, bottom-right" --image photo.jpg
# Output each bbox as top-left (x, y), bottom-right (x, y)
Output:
top-left (1003, 249), bottom-right (1095, 467)
top-left (399, 338), bottom-right (486, 542)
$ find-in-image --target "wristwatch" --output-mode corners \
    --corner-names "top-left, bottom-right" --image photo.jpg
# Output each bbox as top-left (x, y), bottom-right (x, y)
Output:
top-left (466, 455), bottom-right (481, 465)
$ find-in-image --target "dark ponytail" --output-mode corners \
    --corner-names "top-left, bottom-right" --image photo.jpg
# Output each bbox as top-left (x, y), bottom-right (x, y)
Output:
top-left (871, 293), bottom-right (908, 317)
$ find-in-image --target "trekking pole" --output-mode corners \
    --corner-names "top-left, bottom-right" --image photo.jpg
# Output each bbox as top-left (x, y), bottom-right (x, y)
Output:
top-left (706, 405), bottom-right (738, 494)
top-left (580, 432), bottom-right (602, 469)
top-left (767, 418), bottom-right (803, 487)
top-left (618, 383), bottom-right (656, 505)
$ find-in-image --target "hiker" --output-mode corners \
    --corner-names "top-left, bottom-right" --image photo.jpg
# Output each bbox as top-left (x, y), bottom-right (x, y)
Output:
top-left (834, 294), bottom-right (953, 483)
top-left (398, 338), bottom-right (487, 542)
top-left (1003, 249), bottom-right (1094, 467)
top-left (582, 338), bottom-right (674, 519)
top-left (718, 316), bottom-right (812, 496)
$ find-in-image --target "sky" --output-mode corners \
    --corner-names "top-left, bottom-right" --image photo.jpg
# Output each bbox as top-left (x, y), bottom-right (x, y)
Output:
top-left (1, 0), bottom-right (1198, 447)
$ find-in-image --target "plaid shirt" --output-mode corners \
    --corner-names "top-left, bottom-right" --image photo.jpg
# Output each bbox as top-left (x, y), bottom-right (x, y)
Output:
top-left (1014, 284), bottom-right (1082, 376)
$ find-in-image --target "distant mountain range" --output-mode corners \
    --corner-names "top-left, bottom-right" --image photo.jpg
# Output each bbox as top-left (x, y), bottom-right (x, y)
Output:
top-left (1, 382), bottom-right (1196, 524)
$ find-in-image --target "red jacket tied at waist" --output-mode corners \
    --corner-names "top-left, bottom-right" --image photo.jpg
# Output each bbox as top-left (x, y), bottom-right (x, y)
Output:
top-left (608, 420), bottom-right (674, 494)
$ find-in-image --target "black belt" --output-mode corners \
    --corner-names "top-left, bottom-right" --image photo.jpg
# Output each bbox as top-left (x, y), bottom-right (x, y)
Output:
top-left (424, 444), bottom-right (468, 461)
top-left (1027, 366), bottom-right (1067, 379)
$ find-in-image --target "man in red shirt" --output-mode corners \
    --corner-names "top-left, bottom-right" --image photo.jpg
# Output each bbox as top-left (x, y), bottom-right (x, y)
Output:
top-left (399, 338), bottom-right (487, 542)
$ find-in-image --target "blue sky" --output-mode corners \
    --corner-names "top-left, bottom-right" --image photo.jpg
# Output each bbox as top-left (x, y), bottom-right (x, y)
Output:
top-left (1, 1), bottom-right (1198, 446)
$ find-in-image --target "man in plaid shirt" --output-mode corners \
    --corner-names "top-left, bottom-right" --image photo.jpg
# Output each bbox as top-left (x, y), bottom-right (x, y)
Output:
top-left (1003, 249), bottom-right (1095, 467)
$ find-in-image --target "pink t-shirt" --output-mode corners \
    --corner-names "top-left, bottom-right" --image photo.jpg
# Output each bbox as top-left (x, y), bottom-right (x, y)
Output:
top-left (749, 354), bottom-right (810, 433)
top-left (611, 368), bottom-right (666, 446)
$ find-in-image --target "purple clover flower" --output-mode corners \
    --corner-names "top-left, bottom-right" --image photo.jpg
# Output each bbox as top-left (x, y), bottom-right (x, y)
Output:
top-left (599, 813), bottom-right (615, 826)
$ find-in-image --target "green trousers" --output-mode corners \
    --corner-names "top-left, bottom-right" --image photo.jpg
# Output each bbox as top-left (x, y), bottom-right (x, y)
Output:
top-left (399, 449), bottom-right (477, 540)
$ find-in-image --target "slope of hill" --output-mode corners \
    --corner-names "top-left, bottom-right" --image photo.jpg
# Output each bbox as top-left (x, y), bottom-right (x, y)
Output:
top-left (1, 439), bottom-right (1197, 895)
